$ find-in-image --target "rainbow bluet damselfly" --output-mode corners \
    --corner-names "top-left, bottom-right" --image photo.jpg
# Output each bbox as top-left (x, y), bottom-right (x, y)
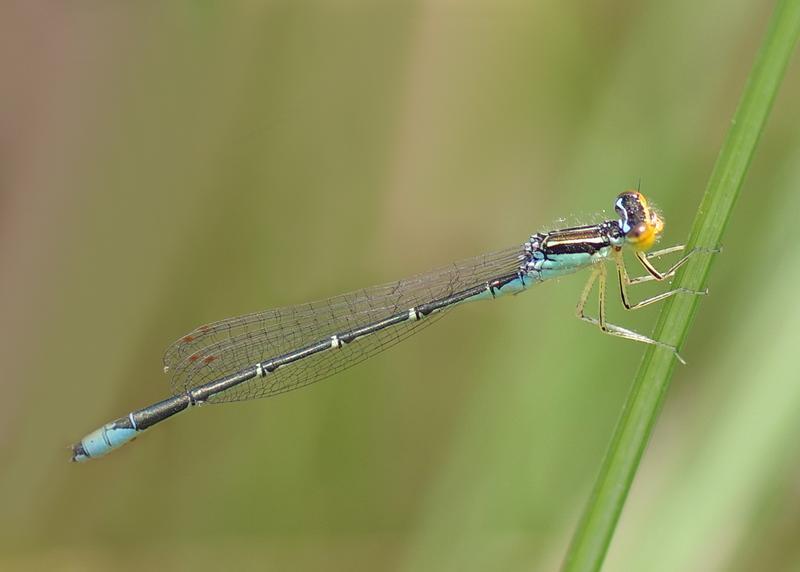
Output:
top-left (71, 190), bottom-right (708, 462)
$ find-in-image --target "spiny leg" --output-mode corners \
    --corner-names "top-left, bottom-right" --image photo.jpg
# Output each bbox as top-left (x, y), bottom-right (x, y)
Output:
top-left (575, 264), bottom-right (686, 363)
top-left (645, 244), bottom-right (686, 259)
top-left (631, 245), bottom-right (720, 285)
top-left (646, 244), bottom-right (721, 259)
top-left (575, 265), bottom-right (601, 326)
top-left (630, 246), bottom-right (692, 285)
top-left (614, 250), bottom-right (708, 310)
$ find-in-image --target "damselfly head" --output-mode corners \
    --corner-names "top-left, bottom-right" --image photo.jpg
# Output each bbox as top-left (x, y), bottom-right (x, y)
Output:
top-left (614, 190), bottom-right (664, 251)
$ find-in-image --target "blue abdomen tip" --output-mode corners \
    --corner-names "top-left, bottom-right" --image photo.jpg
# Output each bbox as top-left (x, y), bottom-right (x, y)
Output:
top-left (71, 424), bottom-right (138, 462)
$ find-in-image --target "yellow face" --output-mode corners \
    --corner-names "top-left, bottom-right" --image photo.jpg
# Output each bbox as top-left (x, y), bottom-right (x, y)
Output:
top-left (615, 191), bottom-right (664, 251)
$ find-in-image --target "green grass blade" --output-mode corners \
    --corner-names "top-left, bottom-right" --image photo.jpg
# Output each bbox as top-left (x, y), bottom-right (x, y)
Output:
top-left (562, 1), bottom-right (800, 571)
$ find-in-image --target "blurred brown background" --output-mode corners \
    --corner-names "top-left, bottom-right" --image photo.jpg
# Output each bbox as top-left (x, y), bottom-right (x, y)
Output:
top-left (1, 1), bottom-right (799, 571)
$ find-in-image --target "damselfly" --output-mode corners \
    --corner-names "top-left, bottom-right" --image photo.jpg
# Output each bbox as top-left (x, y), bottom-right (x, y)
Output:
top-left (71, 190), bottom-right (707, 462)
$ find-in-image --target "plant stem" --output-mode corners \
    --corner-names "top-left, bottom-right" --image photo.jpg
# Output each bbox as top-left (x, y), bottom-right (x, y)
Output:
top-left (562, 1), bottom-right (800, 570)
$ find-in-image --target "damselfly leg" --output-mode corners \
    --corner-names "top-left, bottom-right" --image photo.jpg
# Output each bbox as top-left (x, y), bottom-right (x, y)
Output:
top-left (575, 262), bottom-right (688, 362)
top-left (614, 247), bottom-right (708, 310)
top-left (576, 245), bottom-right (709, 363)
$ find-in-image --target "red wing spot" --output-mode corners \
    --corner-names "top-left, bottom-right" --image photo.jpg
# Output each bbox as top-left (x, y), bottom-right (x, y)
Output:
top-left (198, 325), bottom-right (211, 332)
top-left (182, 335), bottom-right (195, 343)
top-left (188, 353), bottom-right (200, 362)
top-left (203, 355), bottom-right (217, 365)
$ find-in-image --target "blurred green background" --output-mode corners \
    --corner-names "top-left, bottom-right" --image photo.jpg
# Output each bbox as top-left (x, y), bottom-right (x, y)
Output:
top-left (2, 1), bottom-right (799, 571)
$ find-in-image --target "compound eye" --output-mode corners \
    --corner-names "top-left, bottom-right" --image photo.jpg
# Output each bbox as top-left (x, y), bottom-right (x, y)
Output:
top-left (614, 191), bottom-right (642, 234)
top-left (614, 190), bottom-right (662, 251)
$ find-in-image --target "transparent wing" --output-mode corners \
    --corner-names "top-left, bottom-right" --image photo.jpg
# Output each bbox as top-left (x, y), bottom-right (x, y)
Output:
top-left (163, 244), bottom-right (524, 402)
